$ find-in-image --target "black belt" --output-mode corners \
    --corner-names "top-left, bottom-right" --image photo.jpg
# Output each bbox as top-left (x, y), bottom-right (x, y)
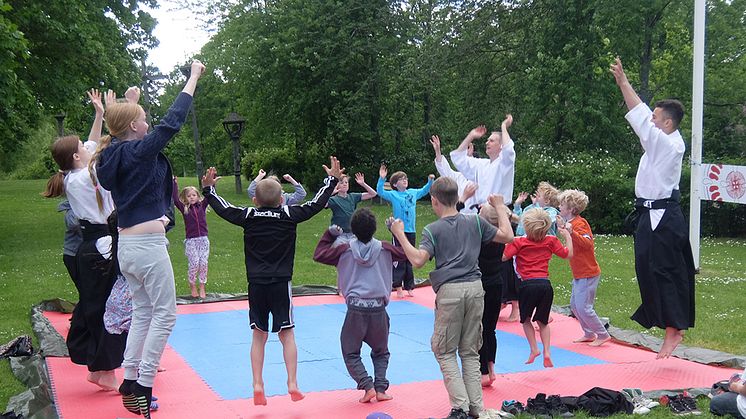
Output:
top-left (634, 189), bottom-right (681, 210)
top-left (79, 220), bottom-right (110, 241)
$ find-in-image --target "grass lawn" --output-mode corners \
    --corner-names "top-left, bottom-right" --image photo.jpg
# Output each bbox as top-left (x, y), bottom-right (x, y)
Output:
top-left (1, 178), bottom-right (745, 414)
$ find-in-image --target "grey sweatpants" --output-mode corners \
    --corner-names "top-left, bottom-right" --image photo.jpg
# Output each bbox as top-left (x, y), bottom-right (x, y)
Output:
top-left (118, 233), bottom-right (176, 387)
top-left (340, 305), bottom-right (390, 393)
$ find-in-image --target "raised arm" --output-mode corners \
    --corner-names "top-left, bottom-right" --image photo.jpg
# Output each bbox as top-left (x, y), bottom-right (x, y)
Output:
top-left (313, 228), bottom-right (347, 266)
top-left (172, 177), bottom-right (185, 213)
top-left (389, 218), bottom-right (430, 268)
top-left (283, 174), bottom-right (307, 204)
top-left (610, 57), bottom-right (642, 111)
top-left (201, 167), bottom-right (249, 227)
top-left (500, 114), bottom-right (513, 147)
top-left (86, 89), bottom-right (104, 143)
top-left (355, 172), bottom-right (377, 200)
top-left (455, 125), bottom-right (486, 153)
top-left (376, 164), bottom-right (397, 202)
top-left (413, 175), bottom-right (435, 200)
top-left (287, 156), bottom-right (343, 223)
top-left (487, 194), bottom-right (515, 244)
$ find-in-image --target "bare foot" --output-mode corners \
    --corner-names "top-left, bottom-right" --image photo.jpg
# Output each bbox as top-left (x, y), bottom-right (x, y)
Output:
top-left (526, 351), bottom-right (540, 364)
top-left (506, 315), bottom-right (520, 322)
top-left (657, 329), bottom-right (684, 359)
top-left (190, 285), bottom-right (199, 298)
top-left (573, 335), bottom-right (596, 343)
top-left (396, 288), bottom-right (404, 298)
top-left (481, 374), bottom-right (494, 387)
top-left (406, 289), bottom-right (414, 297)
top-left (376, 392), bottom-right (393, 402)
top-left (359, 388), bottom-right (376, 403)
top-left (588, 336), bottom-right (611, 347)
top-left (253, 384), bottom-right (267, 406)
top-left (86, 371), bottom-right (100, 386)
top-left (288, 384), bottom-right (305, 402)
top-left (199, 285), bottom-right (206, 298)
top-left (96, 370), bottom-right (119, 391)
top-left (543, 356), bottom-right (554, 368)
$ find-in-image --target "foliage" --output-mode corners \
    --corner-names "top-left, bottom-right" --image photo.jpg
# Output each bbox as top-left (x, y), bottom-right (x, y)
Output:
top-left (1, 0), bottom-right (157, 176)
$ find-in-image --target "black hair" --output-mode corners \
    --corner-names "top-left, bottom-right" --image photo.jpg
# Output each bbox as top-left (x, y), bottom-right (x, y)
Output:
top-left (350, 207), bottom-right (376, 243)
top-left (654, 99), bottom-right (685, 129)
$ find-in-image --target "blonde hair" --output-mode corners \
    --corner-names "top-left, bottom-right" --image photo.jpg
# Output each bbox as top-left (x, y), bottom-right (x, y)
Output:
top-left (558, 189), bottom-right (589, 216)
top-left (479, 203), bottom-right (500, 226)
top-left (42, 136), bottom-right (80, 198)
top-left (522, 208), bottom-right (552, 242)
top-left (430, 177), bottom-right (458, 207)
top-left (86, 102), bottom-right (143, 211)
top-left (255, 178), bottom-right (282, 207)
top-left (179, 186), bottom-right (204, 214)
top-left (536, 181), bottom-right (559, 208)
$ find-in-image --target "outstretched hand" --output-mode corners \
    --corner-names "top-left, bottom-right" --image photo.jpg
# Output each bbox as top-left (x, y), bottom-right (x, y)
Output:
top-left (514, 191), bottom-right (529, 206)
top-left (379, 164), bottom-right (388, 179)
top-left (104, 89), bottom-right (116, 107)
top-left (322, 156), bottom-right (345, 179)
top-left (388, 217), bottom-right (404, 235)
top-left (430, 135), bottom-right (442, 159)
top-left (355, 172), bottom-right (366, 185)
top-left (201, 167), bottom-right (221, 187)
top-left (254, 169), bottom-right (266, 182)
top-left (462, 182), bottom-right (478, 202)
top-left (502, 114), bottom-right (513, 128)
top-left (609, 57), bottom-right (628, 85)
top-left (87, 89), bottom-right (104, 115)
top-left (468, 125), bottom-right (487, 141)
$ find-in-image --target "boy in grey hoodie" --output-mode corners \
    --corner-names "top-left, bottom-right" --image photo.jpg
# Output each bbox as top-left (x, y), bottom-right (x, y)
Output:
top-left (313, 207), bottom-right (407, 403)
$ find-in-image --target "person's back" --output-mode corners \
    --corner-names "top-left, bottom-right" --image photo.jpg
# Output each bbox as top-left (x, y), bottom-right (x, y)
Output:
top-left (314, 208), bottom-right (406, 403)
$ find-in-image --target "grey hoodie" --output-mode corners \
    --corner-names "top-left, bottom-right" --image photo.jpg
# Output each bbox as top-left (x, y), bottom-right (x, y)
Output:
top-left (313, 230), bottom-right (407, 306)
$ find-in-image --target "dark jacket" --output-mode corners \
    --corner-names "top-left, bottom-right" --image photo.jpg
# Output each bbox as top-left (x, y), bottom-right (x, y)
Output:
top-left (97, 92), bottom-right (192, 228)
top-left (203, 176), bottom-right (338, 284)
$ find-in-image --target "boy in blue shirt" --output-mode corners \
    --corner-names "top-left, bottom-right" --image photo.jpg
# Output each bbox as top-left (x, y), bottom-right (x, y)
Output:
top-left (376, 164), bottom-right (434, 298)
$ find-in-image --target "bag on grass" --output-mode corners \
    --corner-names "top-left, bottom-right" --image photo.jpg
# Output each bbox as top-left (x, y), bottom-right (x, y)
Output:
top-left (0, 335), bottom-right (33, 358)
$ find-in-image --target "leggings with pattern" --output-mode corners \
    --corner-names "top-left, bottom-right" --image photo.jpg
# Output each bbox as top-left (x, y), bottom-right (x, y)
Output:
top-left (184, 236), bottom-right (209, 285)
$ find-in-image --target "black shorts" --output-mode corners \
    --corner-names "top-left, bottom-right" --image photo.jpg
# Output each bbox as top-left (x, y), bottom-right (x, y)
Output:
top-left (248, 282), bottom-right (294, 333)
top-left (518, 279), bottom-right (553, 325)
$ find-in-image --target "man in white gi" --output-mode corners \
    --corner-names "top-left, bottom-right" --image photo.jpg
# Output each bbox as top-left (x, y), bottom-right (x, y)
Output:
top-left (430, 134), bottom-right (479, 213)
top-left (611, 57), bottom-right (696, 359)
top-left (450, 114), bottom-right (516, 205)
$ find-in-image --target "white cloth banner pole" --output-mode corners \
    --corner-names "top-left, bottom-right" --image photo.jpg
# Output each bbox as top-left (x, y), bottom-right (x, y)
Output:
top-left (689, 0), bottom-right (706, 271)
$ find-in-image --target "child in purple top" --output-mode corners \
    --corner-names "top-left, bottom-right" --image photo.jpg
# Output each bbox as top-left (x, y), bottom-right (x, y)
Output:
top-left (173, 177), bottom-right (210, 298)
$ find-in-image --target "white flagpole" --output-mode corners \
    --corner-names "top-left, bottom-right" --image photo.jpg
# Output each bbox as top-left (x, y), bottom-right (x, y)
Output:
top-left (689, 0), bottom-right (706, 271)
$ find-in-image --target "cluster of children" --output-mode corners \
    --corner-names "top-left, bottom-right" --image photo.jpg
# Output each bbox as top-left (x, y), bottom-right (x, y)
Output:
top-left (46, 55), bottom-right (699, 419)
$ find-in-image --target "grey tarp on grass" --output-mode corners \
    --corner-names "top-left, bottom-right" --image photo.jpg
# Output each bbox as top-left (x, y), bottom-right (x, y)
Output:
top-left (6, 291), bottom-right (744, 418)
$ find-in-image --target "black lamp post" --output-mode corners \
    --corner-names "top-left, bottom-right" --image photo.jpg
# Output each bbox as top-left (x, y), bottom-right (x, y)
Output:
top-left (180, 65), bottom-right (203, 179)
top-left (54, 112), bottom-right (66, 136)
top-left (222, 112), bottom-right (246, 194)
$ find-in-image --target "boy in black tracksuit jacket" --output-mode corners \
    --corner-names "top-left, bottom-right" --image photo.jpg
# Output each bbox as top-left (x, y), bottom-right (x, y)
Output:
top-left (201, 159), bottom-right (342, 406)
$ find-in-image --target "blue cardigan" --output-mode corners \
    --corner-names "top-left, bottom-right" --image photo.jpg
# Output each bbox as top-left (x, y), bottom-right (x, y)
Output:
top-left (97, 92), bottom-right (192, 228)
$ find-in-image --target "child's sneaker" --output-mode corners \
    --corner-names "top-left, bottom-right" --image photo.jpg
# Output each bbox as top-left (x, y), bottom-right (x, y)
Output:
top-left (547, 394), bottom-right (573, 417)
top-left (680, 393), bottom-right (702, 415)
top-left (501, 400), bottom-right (525, 416)
top-left (668, 396), bottom-right (691, 415)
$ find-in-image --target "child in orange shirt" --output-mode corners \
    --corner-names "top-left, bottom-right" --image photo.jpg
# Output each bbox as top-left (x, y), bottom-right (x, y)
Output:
top-left (558, 189), bottom-right (610, 347)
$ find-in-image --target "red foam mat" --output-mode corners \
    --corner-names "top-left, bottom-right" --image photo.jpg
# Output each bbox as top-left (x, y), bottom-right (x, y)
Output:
top-left (43, 288), bottom-right (738, 419)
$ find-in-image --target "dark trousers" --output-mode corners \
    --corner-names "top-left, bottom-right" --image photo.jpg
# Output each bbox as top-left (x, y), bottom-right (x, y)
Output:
top-left (340, 305), bottom-right (390, 392)
top-left (67, 223), bottom-right (127, 371)
top-left (631, 205), bottom-right (695, 330)
top-left (63, 254), bottom-right (77, 283)
top-left (479, 282), bottom-right (502, 375)
top-left (392, 232), bottom-right (416, 290)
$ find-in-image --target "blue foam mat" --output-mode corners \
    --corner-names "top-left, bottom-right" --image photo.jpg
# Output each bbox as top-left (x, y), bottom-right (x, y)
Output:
top-left (168, 301), bottom-right (606, 400)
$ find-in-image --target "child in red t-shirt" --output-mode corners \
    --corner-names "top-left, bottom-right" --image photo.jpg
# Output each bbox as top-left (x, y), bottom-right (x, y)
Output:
top-left (502, 208), bottom-right (573, 367)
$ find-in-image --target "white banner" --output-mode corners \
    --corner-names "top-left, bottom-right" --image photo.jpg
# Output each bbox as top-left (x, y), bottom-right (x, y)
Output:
top-left (701, 164), bottom-right (746, 203)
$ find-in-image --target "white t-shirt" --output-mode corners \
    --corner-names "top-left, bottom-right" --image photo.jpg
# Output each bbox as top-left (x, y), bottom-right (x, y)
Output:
top-left (450, 140), bottom-right (516, 205)
top-left (64, 140), bottom-right (115, 257)
top-left (625, 102), bottom-right (685, 230)
top-left (434, 157), bottom-right (477, 214)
